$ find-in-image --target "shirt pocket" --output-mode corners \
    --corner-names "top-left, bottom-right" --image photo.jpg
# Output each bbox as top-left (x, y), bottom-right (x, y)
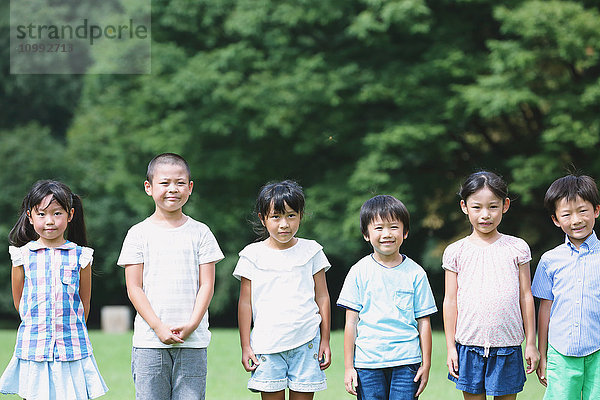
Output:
top-left (61, 264), bottom-right (80, 292)
top-left (394, 289), bottom-right (414, 311)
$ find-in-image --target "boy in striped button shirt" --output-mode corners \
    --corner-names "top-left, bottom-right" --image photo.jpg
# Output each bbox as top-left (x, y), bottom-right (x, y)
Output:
top-left (532, 174), bottom-right (600, 400)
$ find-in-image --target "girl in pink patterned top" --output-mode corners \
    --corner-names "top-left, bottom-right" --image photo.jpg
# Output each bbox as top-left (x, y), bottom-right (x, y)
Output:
top-left (442, 171), bottom-right (539, 400)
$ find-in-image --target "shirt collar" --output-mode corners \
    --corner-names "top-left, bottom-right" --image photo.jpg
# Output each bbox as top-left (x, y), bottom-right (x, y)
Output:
top-left (565, 230), bottom-right (599, 252)
top-left (26, 240), bottom-right (76, 251)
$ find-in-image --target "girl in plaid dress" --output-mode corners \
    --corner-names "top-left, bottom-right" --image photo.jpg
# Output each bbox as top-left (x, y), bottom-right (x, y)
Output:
top-left (0, 180), bottom-right (108, 399)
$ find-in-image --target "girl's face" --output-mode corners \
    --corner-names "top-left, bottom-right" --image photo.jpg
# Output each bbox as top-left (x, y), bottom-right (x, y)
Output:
top-left (260, 201), bottom-right (301, 250)
top-left (460, 187), bottom-right (510, 239)
top-left (28, 194), bottom-right (74, 247)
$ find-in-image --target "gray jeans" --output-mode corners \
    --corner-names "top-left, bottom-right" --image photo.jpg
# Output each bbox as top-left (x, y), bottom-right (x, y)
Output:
top-left (132, 347), bottom-right (207, 400)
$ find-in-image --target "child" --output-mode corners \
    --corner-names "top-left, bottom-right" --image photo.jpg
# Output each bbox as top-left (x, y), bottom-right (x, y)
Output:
top-left (234, 180), bottom-right (331, 400)
top-left (337, 195), bottom-right (437, 400)
top-left (118, 153), bottom-right (224, 400)
top-left (531, 174), bottom-right (600, 400)
top-left (0, 180), bottom-right (108, 399)
top-left (442, 171), bottom-right (539, 400)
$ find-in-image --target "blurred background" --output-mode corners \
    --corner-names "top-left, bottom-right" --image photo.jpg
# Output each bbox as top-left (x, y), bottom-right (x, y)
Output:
top-left (1, 0), bottom-right (599, 331)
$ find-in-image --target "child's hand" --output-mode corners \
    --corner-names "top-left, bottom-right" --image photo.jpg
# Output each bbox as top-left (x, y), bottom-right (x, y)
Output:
top-left (446, 346), bottom-right (459, 379)
top-left (536, 356), bottom-right (547, 387)
top-left (344, 367), bottom-right (358, 396)
top-left (170, 323), bottom-right (196, 341)
top-left (525, 343), bottom-right (540, 374)
top-left (414, 364), bottom-right (430, 397)
top-left (318, 341), bottom-right (331, 370)
top-left (155, 323), bottom-right (185, 345)
top-left (241, 346), bottom-right (259, 372)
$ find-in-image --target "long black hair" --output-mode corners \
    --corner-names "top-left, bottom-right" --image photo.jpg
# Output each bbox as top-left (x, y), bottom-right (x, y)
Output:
top-left (9, 180), bottom-right (87, 247)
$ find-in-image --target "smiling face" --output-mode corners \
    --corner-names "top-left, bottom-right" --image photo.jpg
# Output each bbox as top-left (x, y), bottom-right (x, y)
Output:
top-left (28, 194), bottom-right (74, 247)
top-left (552, 196), bottom-right (600, 248)
top-left (260, 201), bottom-right (301, 250)
top-left (144, 162), bottom-right (193, 215)
top-left (461, 186), bottom-right (510, 240)
top-left (364, 216), bottom-right (407, 266)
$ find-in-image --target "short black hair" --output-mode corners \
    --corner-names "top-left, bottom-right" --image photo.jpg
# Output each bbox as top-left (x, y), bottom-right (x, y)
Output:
top-left (544, 174), bottom-right (600, 216)
top-left (146, 153), bottom-right (191, 182)
top-left (360, 195), bottom-right (410, 237)
top-left (254, 180), bottom-right (305, 239)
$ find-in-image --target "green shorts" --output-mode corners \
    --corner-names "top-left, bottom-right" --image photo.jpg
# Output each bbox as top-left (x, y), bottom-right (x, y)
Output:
top-left (544, 344), bottom-right (600, 400)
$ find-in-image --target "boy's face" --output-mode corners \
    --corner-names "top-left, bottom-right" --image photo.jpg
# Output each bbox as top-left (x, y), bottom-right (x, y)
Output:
top-left (552, 196), bottom-right (600, 248)
top-left (144, 162), bottom-right (193, 214)
top-left (364, 216), bottom-right (408, 264)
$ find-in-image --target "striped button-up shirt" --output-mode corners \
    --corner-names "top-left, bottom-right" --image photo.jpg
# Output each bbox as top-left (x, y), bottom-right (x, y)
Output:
top-left (532, 232), bottom-right (600, 357)
top-left (9, 241), bottom-right (94, 361)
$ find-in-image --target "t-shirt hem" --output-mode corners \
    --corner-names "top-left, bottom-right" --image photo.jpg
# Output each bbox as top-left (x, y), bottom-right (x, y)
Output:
top-left (414, 306), bottom-right (437, 319)
top-left (455, 338), bottom-right (524, 348)
top-left (251, 328), bottom-right (319, 355)
top-left (354, 357), bottom-right (422, 369)
top-left (336, 299), bottom-right (361, 312)
top-left (132, 342), bottom-right (210, 349)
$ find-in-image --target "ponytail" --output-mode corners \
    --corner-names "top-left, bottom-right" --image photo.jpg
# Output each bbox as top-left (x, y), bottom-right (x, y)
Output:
top-left (8, 198), bottom-right (38, 247)
top-left (67, 194), bottom-right (87, 246)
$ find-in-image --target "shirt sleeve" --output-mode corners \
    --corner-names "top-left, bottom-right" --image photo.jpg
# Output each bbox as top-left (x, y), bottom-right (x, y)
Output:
top-left (79, 247), bottom-right (94, 268)
top-left (515, 238), bottom-right (532, 265)
top-left (8, 246), bottom-right (23, 267)
top-left (117, 227), bottom-right (143, 267)
top-left (311, 249), bottom-right (331, 275)
top-left (197, 227), bottom-right (224, 265)
top-left (442, 243), bottom-right (458, 273)
top-left (413, 270), bottom-right (438, 318)
top-left (232, 256), bottom-right (254, 281)
top-left (336, 265), bottom-right (362, 312)
top-left (531, 257), bottom-right (553, 300)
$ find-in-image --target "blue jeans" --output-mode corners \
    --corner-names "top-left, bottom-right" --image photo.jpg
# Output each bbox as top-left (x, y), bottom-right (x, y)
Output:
top-left (132, 347), bottom-right (207, 400)
top-left (356, 364), bottom-right (420, 400)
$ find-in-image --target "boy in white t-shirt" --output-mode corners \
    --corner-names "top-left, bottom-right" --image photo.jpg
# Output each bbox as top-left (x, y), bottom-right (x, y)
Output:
top-left (118, 153), bottom-right (224, 400)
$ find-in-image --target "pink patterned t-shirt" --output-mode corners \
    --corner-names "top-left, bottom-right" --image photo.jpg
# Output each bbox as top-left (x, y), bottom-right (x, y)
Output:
top-left (442, 234), bottom-right (531, 349)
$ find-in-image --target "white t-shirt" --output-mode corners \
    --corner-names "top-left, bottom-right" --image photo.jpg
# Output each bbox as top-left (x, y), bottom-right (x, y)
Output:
top-left (233, 238), bottom-right (330, 354)
top-left (117, 217), bottom-right (224, 348)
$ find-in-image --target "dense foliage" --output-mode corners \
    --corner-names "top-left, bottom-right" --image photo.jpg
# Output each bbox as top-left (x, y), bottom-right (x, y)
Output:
top-left (1, 0), bottom-right (599, 328)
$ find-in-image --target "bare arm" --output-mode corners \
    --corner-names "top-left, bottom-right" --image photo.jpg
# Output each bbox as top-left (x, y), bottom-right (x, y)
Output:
top-left (238, 277), bottom-right (258, 371)
top-left (314, 268), bottom-right (331, 370)
top-left (415, 316), bottom-right (432, 396)
top-left (171, 262), bottom-right (216, 340)
top-left (11, 265), bottom-right (25, 313)
top-left (343, 309), bottom-right (359, 396)
top-left (124, 263), bottom-right (184, 344)
top-left (79, 263), bottom-right (92, 322)
top-left (519, 261), bottom-right (540, 374)
top-left (443, 269), bottom-right (459, 378)
top-left (536, 299), bottom-right (552, 386)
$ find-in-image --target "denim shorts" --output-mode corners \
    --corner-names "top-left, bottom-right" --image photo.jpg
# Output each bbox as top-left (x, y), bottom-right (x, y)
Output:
top-left (248, 333), bottom-right (326, 393)
top-left (132, 347), bottom-right (207, 400)
top-left (356, 364), bottom-right (421, 400)
top-left (448, 343), bottom-right (525, 396)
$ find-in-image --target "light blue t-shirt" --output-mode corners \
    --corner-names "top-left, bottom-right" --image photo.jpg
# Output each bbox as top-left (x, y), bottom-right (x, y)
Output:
top-left (337, 254), bottom-right (437, 368)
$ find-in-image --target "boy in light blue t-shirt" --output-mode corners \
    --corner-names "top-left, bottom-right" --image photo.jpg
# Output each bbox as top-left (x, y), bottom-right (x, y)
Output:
top-left (337, 195), bottom-right (437, 400)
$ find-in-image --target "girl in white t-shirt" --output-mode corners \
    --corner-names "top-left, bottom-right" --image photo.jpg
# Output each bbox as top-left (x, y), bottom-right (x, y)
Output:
top-left (442, 171), bottom-right (539, 400)
top-left (234, 180), bottom-right (331, 400)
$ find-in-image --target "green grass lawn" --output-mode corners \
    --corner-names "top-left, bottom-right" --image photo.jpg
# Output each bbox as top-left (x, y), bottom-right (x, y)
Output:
top-left (0, 329), bottom-right (545, 399)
